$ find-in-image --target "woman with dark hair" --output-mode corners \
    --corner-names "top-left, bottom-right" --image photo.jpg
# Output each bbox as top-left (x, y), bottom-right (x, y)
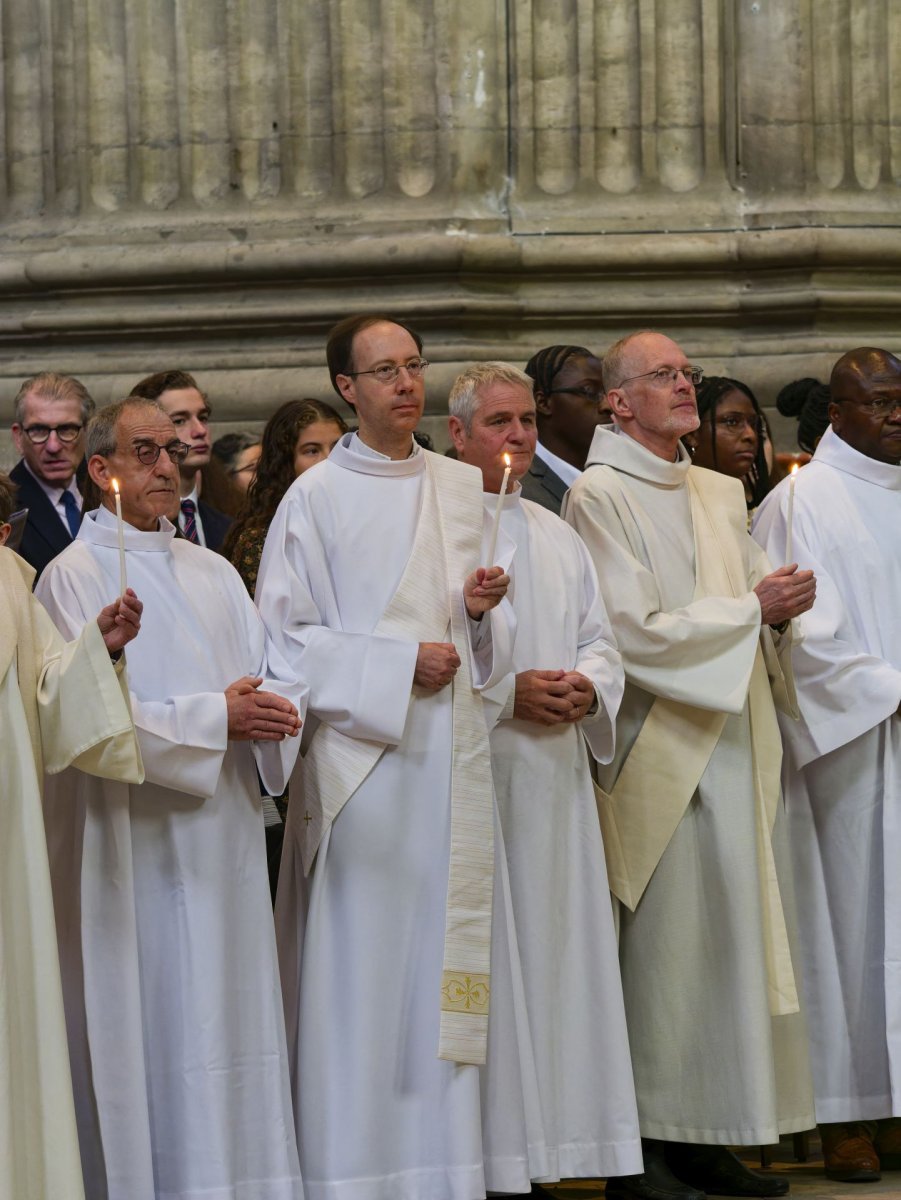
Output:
top-left (521, 344), bottom-right (609, 513)
top-left (777, 377), bottom-right (831, 456)
top-left (685, 375), bottom-right (771, 509)
top-left (224, 398), bottom-right (347, 597)
top-left (212, 430), bottom-right (262, 494)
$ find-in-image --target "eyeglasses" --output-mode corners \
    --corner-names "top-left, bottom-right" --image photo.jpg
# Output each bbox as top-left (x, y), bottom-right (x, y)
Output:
top-left (22, 423), bottom-right (83, 445)
top-left (346, 358), bottom-right (429, 385)
top-left (836, 397), bottom-right (901, 418)
top-left (617, 366), bottom-right (704, 389)
top-left (705, 414), bottom-right (762, 433)
top-left (551, 386), bottom-right (605, 404)
top-left (132, 440), bottom-right (191, 466)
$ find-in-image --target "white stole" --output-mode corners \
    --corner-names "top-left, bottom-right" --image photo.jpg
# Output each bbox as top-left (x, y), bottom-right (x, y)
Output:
top-left (295, 452), bottom-right (495, 1064)
top-left (595, 468), bottom-right (799, 1017)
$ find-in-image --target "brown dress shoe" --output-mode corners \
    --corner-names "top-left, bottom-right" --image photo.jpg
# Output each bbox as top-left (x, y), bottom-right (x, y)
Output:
top-left (819, 1121), bottom-right (881, 1183)
top-left (875, 1117), bottom-right (901, 1170)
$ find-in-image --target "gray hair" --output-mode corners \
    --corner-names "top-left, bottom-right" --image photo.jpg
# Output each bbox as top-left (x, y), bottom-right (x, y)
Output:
top-left (86, 397), bottom-right (166, 459)
top-left (13, 372), bottom-right (96, 425)
top-left (448, 361), bottom-right (535, 433)
top-left (601, 330), bottom-right (659, 392)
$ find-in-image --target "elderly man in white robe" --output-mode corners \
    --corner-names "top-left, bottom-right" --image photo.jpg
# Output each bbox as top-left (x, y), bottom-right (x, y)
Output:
top-left (255, 314), bottom-right (545, 1200)
top-left (752, 346), bottom-right (901, 1183)
top-left (447, 361), bottom-right (643, 1186)
top-left (564, 331), bottom-right (818, 1200)
top-left (37, 396), bottom-right (306, 1200)
top-left (2, 465), bottom-right (144, 1200)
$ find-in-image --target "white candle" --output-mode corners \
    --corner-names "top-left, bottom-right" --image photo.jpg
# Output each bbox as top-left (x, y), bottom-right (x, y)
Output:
top-left (485, 453), bottom-right (512, 567)
top-left (785, 463), bottom-right (799, 565)
top-left (111, 478), bottom-right (127, 597)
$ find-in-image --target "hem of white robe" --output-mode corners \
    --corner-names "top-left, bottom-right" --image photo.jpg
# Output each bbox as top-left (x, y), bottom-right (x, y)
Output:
top-left (301, 1163), bottom-right (488, 1200)
top-left (156, 1174), bottom-right (303, 1200)
top-left (531, 1138), bottom-right (645, 1183)
top-left (814, 1095), bottom-right (898, 1124)
top-left (636, 1114), bottom-right (816, 1146)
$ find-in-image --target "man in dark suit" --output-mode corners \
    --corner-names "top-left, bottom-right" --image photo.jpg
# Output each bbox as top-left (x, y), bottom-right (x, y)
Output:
top-left (129, 370), bottom-right (233, 551)
top-left (9, 372), bottom-right (96, 578)
top-left (520, 345), bottom-right (612, 514)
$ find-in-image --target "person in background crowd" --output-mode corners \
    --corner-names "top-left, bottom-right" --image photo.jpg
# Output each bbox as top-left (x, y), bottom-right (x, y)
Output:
top-left (520, 345), bottom-right (611, 513)
top-left (212, 431), bottom-right (262, 494)
top-left (10, 372), bottom-right (95, 578)
top-left (129, 369), bottom-right (236, 548)
top-left (684, 375), bottom-right (771, 511)
top-left (224, 399), bottom-right (347, 599)
top-left (0, 470), bottom-right (17, 544)
top-left (777, 378), bottom-right (832, 456)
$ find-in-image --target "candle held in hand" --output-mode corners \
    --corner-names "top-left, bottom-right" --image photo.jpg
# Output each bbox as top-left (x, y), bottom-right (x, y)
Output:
top-left (485, 453), bottom-right (512, 568)
top-left (785, 462), bottom-right (799, 565)
top-left (111, 478), bottom-right (128, 598)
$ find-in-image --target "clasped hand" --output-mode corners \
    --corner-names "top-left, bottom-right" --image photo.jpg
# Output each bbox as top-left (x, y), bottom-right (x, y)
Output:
top-left (513, 668), bottom-right (596, 726)
top-left (225, 676), bottom-right (302, 741)
top-left (754, 564), bottom-right (817, 626)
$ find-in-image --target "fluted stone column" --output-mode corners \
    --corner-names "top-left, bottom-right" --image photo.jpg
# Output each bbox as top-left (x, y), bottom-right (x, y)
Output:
top-left (0, 0), bottom-right (900, 462)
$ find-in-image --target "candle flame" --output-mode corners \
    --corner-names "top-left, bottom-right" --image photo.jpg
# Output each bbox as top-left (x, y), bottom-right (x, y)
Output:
top-left (790, 462), bottom-right (799, 477)
top-left (111, 477), bottom-right (120, 495)
top-left (503, 453), bottom-right (511, 467)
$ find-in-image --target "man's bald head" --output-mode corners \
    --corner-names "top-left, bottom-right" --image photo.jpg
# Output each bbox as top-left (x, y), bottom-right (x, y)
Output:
top-left (828, 346), bottom-right (901, 465)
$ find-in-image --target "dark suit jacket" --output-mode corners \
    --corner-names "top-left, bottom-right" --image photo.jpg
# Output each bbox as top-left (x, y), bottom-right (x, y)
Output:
top-left (197, 500), bottom-right (233, 553)
top-left (9, 460), bottom-right (77, 580)
top-left (518, 455), bottom-right (570, 515)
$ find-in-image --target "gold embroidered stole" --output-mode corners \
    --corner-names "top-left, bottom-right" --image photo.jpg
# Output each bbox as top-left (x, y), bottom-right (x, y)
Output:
top-left (296, 452), bottom-right (496, 1063)
top-left (595, 469), bottom-right (798, 1016)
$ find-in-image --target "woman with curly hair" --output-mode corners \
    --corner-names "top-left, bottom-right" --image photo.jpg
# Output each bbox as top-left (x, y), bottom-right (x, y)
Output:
top-left (224, 399), bottom-right (347, 597)
top-left (684, 374), bottom-right (772, 511)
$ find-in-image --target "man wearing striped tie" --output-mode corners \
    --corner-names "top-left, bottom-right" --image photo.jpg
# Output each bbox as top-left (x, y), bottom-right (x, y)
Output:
top-left (10, 371), bottom-right (95, 579)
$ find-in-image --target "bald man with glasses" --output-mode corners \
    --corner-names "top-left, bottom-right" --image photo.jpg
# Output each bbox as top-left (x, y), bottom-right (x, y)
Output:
top-left (10, 371), bottom-right (95, 578)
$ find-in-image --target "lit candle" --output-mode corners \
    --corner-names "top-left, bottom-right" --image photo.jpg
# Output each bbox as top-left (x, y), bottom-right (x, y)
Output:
top-left (111, 478), bottom-right (128, 597)
top-left (485, 453), bottom-right (512, 567)
top-left (785, 462), bottom-right (799, 565)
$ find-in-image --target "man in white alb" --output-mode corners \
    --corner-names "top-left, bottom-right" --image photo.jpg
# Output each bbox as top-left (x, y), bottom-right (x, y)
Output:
top-left (37, 396), bottom-right (305, 1200)
top-left (255, 315), bottom-right (544, 1200)
top-left (564, 330), bottom-right (817, 1200)
top-left (448, 361), bottom-right (643, 1185)
top-left (752, 346), bottom-right (901, 1183)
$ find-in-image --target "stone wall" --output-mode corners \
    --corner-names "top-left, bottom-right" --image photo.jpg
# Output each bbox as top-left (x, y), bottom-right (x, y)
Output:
top-left (1, 0), bottom-right (900, 460)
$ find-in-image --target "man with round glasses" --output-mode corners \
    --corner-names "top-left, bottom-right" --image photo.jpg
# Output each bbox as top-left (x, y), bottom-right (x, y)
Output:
top-left (564, 330), bottom-right (817, 1200)
top-left (520, 345), bottom-right (610, 514)
top-left (10, 371), bottom-right (95, 578)
top-left (752, 347), bottom-right (901, 1183)
top-left (37, 395), bottom-right (306, 1200)
top-left (256, 314), bottom-right (526, 1200)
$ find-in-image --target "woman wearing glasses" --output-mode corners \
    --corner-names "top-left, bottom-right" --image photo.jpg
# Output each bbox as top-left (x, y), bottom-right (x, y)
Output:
top-left (684, 375), bottom-right (773, 513)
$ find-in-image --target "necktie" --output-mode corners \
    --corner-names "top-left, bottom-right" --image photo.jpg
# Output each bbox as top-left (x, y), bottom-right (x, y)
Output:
top-left (61, 489), bottom-right (81, 538)
top-left (180, 498), bottom-right (199, 544)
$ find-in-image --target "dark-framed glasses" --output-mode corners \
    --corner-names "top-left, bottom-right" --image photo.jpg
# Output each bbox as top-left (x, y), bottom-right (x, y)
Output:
top-left (346, 358), bottom-right (429, 384)
top-left (551, 386), bottom-right (605, 403)
top-left (22, 423), bottom-right (83, 445)
top-left (708, 413), bottom-right (762, 433)
top-left (132, 439), bottom-right (191, 466)
top-left (618, 365), bottom-right (704, 389)
top-left (836, 396), bottom-right (901, 418)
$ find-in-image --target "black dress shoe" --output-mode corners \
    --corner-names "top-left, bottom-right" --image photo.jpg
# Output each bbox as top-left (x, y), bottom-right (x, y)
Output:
top-left (606, 1140), bottom-right (705, 1200)
top-left (665, 1143), bottom-right (790, 1197)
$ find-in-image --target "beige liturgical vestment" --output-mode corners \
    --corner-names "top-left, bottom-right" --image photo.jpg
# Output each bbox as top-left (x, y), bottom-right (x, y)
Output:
top-left (563, 427), bottom-right (815, 1145)
top-left (0, 547), bottom-right (142, 1200)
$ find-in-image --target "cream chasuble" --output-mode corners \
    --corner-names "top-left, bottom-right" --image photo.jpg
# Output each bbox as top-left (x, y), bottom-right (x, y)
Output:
top-left (0, 547), bottom-right (142, 1200)
top-left (753, 427), bottom-right (901, 1122)
top-left (257, 434), bottom-right (544, 1200)
top-left (563, 426), bottom-right (815, 1145)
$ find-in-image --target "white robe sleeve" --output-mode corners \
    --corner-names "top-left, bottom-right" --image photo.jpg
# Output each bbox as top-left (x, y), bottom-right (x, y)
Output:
top-left (566, 482), bottom-right (761, 715)
top-left (571, 535), bottom-right (624, 765)
top-left (37, 565), bottom-right (231, 798)
top-left (753, 488), bottom-right (901, 765)
top-left (256, 495), bottom-right (418, 745)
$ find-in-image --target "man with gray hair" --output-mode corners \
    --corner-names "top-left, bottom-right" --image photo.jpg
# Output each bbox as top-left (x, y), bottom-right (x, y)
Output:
top-left (564, 330), bottom-right (817, 1200)
top-left (448, 360), bottom-right (643, 1187)
top-left (10, 371), bottom-right (95, 577)
top-left (37, 395), bottom-right (306, 1200)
